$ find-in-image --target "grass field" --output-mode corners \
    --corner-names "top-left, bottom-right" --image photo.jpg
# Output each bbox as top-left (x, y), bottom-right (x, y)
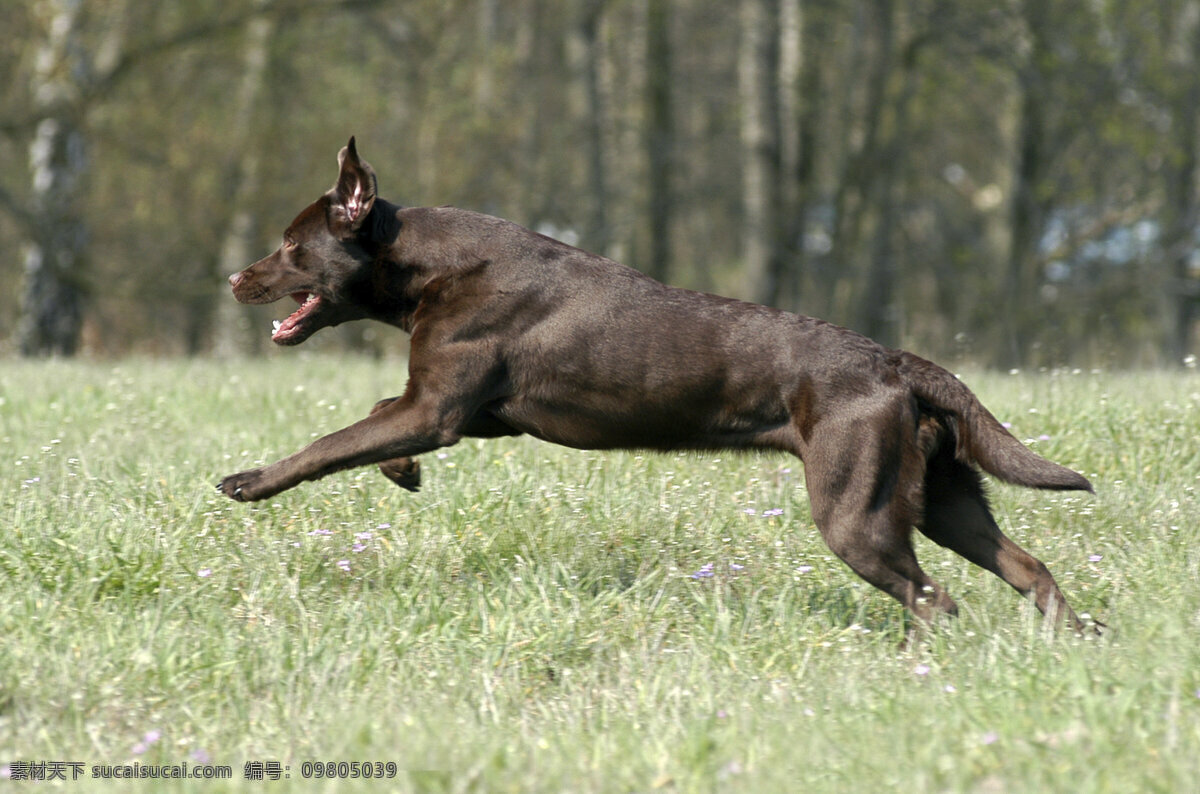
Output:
top-left (1, 356), bottom-right (1197, 792)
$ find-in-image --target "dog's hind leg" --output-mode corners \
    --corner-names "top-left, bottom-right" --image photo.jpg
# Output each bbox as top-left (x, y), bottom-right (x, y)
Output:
top-left (917, 450), bottom-right (1097, 634)
top-left (802, 399), bottom-right (959, 627)
top-left (810, 499), bottom-right (959, 627)
top-left (371, 397), bottom-right (421, 491)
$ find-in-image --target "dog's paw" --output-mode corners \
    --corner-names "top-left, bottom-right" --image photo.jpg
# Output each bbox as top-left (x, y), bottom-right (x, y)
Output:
top-left (378, 456), bottom-right (421, 492)
top-left (1080, 616), bottom-right (1108, 638)
top-left (218, 468), bottom-right (275, 502)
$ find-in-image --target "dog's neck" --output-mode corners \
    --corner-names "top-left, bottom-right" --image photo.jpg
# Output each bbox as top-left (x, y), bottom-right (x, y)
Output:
top-left (362, 199), bottom-right (403, 251)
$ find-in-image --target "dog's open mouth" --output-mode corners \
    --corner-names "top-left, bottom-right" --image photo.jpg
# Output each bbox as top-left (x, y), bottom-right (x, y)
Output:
top-left (271, 292), bottom-right (323, 344)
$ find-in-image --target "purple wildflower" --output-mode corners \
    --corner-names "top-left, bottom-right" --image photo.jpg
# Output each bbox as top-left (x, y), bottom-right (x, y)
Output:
top-left (1088, 554), bottom-right (1102, 563)
top-left (914, 664), bottom-right (930, 676)
top-left (797, 565), bottom-right (814, 574)
top-left (729, 563), bottom-right (745, 571)
top-left (197, 568), bottom-right (212, 578)
top-left (308, 529), bottom-right (332, 536)
top-left (762, 508), bottom-right (784, 517)
top-left (133, 730), bottom-right (161, 754)
top-left (337, 559), bottom-right (351, 572)
top-left (691, 563), bottom-right (715, 579)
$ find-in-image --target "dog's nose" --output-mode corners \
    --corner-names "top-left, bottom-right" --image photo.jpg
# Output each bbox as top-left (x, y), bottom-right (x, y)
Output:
top-left (228, 271), bottom-right (245, 288)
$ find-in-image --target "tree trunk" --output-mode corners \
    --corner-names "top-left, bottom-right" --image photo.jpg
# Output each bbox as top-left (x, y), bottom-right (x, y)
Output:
top-left (741, 0), bottom-right (784, 306)
top-left (209, 9), bottom-right (276, 357)
top-left (1002, 72), bottom-right (1047, 369)
top-left (774, 0), bottom-right (807, 312)
top-left (645, 0), bottom-right (673, 283)
top-left (858, 4), bottom-right (920, 350)
top-left (19, 0), bottom-right (89, 358)
top-left (1167, 4), bottom-right (1200, 365)
top-left (519, 0), bottom-right (554, 227)
top-left (789, 2), bottom-right (823, 313)
top-left (579, 0), bottom-right (611, 256)
top-left (1000, 0), bottom-right (1056, 369)
top-left (826, 3), bottom-right (888, 324)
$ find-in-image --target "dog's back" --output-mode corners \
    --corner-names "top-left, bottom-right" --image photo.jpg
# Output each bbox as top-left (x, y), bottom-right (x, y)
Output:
top-left (424, 212), bottom-right (1092, 500)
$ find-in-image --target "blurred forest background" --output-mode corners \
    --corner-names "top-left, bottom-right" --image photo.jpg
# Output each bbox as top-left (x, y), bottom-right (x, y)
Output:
top-left (3, 0), bottom-right (1200, 367)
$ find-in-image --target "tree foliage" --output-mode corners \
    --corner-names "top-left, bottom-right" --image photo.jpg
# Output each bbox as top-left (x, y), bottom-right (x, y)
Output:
top-left (1, 0), bottom-right (1198, 366)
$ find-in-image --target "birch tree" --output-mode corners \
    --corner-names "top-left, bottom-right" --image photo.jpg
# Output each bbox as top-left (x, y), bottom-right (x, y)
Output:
top-left (18, 0), bottom-right (91, 357)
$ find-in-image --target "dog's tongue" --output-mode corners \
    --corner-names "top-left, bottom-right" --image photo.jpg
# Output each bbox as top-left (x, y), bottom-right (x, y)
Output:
top-left (271, 293), bottom-right (320, 342)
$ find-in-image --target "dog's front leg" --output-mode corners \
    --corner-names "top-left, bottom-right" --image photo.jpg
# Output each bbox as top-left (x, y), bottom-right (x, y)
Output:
top-left (218, 396), bottom-right (460, 502)
top-left (370, 397), bottom-right (421, 491)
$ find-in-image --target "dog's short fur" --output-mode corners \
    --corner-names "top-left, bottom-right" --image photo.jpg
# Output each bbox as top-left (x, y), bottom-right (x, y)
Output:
top-left (220, 138), bottom-right (1100, 633)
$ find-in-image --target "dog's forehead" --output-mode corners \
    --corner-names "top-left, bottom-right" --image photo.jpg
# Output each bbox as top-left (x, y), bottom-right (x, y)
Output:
top-left (285, 197), bottom-right (332, 236)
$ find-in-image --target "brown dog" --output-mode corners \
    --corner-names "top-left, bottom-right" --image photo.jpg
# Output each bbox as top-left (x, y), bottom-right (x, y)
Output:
top-left (220, 138), bottom-right (1099, 633)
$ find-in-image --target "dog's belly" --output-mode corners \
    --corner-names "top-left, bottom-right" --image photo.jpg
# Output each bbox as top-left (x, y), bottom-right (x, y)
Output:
top-left (490, 390), bottom-right (797, 454)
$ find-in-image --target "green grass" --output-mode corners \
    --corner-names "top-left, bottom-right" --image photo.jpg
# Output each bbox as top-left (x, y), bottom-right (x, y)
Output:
top-left (1, 356), bottom-right (1198, 792)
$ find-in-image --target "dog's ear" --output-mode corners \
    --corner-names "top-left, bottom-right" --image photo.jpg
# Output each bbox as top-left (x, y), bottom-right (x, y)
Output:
top-left (329, 136), bottom-right (377, 237)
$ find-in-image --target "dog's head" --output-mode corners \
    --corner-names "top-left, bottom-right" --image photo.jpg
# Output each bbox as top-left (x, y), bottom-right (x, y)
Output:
top-left (228, 137), bottom-right (381, 345)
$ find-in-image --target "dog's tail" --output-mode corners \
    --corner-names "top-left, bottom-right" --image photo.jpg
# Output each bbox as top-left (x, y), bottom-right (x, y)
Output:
top-left (901, 354), bottom-right (1093, 492)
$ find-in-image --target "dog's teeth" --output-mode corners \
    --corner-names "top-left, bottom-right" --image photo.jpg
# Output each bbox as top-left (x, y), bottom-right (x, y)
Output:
top-left (272, 320), bottom-right (282, 333)
top-left (306, 293), bottom-right (316, 304)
